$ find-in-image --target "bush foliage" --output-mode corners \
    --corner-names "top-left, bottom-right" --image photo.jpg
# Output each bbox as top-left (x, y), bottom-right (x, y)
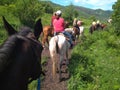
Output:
top-left (0, 0), bottom-right (120, 90)
top-left (68, 28), bottom-right (120, 90)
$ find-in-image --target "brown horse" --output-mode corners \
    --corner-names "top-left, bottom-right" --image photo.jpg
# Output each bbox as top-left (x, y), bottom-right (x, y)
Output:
top-left (42, 21), bottom-right (69, 47)
top-left (65, 24), bottom-right (80, 41)
top-left (100, 23), bottom-right (107, 29)
top-left (89, 25), bottom-right (96, 34)
top-left (89, 23), bottom-right (107, 34)
top-left (72, 26), bottom-right (80, 40)
top-left (42, 25), bottom-right (54, 47)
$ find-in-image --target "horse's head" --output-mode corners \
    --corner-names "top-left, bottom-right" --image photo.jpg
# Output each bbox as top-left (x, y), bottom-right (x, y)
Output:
top-left (73, 27), bottom-right (79, 36)
top-left (65, 21), bottom-right (69, 28)
top-left (1, 16), bottom-right (44, 84)
top-left (101, 24), bottom-right (107, 29)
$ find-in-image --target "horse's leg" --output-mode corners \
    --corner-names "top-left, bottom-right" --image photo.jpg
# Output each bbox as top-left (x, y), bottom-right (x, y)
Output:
top-left (59, 54), bottom-right (64, 82)
top-left (52, 59), bottom-right (57, 79)
top-left (42, 35), bottom-right (46, 47)
top-left (42, 35), bottom-right (48, 48)
top-left (66, 50), bottom-right (69, 65)
top-left (46, 37), bottom-right (49, 46)
top-left (51, 54), bottom-right (57, 80)
top-left (65, 49), bottom-right (69, 74)
top-left (77, 34), bottom-right (79, 40)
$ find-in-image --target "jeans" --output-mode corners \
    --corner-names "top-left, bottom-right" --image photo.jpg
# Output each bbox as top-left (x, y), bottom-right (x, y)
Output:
top-left (62, 31), bottom-right (73, 46)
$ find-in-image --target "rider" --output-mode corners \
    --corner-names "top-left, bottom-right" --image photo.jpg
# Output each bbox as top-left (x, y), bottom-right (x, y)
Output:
top-left (73, 18), bottom-right (80, 32)
top-left (77, 20), bottom-right (84, 35)
top-left (53, 10), bottom-right (65, 35)
top-left (96, 20), bottom-right (101, 30)
top-left (53, 10), bottom-right (73, 48)
top-left (77, 20), bottom-right (83, 31)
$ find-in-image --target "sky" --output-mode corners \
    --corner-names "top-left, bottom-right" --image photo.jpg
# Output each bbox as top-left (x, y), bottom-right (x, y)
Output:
top-left (50, 0), bottom-right (117, 10)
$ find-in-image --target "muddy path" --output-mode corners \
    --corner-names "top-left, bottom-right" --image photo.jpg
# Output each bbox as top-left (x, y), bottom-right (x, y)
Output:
top-left (40, 46), bottom-right (72, 90)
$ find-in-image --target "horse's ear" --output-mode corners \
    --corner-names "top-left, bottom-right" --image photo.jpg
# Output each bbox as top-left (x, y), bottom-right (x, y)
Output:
top-left (34, 18), bottom-right (43, 40)
top-left (2, 16), bottom-right (17, 36)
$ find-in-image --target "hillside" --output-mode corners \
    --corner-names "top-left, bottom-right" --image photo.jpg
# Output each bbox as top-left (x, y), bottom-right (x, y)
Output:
top-left (47, 1), bottom-right (112, 21)
top-left (75, 6), bottom-right (112, 20)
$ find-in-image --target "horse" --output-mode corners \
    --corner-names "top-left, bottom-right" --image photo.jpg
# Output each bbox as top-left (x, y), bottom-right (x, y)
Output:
top-left (0, 16), bottom-right (44, 90)
top-left (89, 23), bottom-right (107, 34)
top-left (65, 26), bottom-right (80, 42)
top-left (79, 26), bottom-right (84, 37)
top-left (107, 18), bottom-right (112, 24)
top-left (42, 25), bottom-right (54, 47)
top-left (42, 21), bottom-right (70, 47)
top-left (49, 34), bottom-right (71, 82)
top-left (89, 24), bottom-right (96, 34)
top-left (72, 26), bottom-right (80, 40)
top-left (100, 23), bottom-right (107, 29)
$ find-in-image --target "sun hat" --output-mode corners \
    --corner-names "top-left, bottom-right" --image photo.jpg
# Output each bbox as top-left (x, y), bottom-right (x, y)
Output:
top-left (97, 20), bottom-right (100, 24)
top-left (77, 20), bottom-right (82, 25)
top-left (92, 21), bottom-right (96, 25)
top-left (56, 10), bottom-right (62, 15)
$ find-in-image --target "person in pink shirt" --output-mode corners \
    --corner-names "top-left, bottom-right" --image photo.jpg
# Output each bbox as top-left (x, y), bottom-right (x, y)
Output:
top-left (53, 10), bottom-right (74, 48)
top-left (53, 10), bottom-right (65, 35)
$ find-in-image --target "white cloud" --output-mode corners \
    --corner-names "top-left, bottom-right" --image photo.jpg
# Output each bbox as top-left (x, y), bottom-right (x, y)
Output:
top-left (51, 0), bottom-right (117, 10)
top-left (72, 0), bottom-right (117, 10)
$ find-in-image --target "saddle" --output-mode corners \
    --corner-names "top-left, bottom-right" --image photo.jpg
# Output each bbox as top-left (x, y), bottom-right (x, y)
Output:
top-left (58, 32), bottom-right (70, 41)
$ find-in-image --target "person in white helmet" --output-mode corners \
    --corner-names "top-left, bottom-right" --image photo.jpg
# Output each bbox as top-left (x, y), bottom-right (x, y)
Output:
top-left (96, 20), bottom-right (102, 30)
top-left (53, 10), bottom-right (74, 48)
top-left (89, 21), bottom-right (96, 34)
top-left (53, 10), bottom-right (65, 35)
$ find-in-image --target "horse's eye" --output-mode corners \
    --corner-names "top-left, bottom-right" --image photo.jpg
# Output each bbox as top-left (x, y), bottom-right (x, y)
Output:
top-left (27, 33), bottom-right (35, 39)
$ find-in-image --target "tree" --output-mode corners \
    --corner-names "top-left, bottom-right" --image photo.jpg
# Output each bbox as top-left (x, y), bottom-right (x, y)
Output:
top-left (89, 16), bottom-right (96, 21)
top-left (14, 0), bottom-right (44, 28)
top-left (112, 0), bottom-right (120, 35)
top-left (63, 4), bottom-right (79, 25)
top-left (43, 3), bottom-right (53, 14)
top-left (0, 0), bottom-right (16, 5)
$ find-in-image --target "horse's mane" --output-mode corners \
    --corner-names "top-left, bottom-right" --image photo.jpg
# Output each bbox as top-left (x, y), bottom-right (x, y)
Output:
top-left (0, 35), bottom-right (26, 72)
top-left (18, 26), bottom-right (32, 36)
top-left (0, 27), bottom-right (40, 72)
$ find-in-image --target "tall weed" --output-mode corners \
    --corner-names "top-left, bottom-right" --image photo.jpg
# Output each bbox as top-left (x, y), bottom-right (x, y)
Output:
top-left (68, 27), bottom-right (120, 90)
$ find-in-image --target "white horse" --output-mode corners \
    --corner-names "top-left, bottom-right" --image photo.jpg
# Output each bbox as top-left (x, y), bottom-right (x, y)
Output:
top-left (79, 26), bottom-right (84, 37)
top-left (107, 18), bottom-right (112, 24)
top-left (49, 34), bottom-right (70, 81)
top-left (65, 28), bottom-right (74, 34)
top-left (65, 27), bottom-right (79, 41)
top-left (65, 26), bottom-right (84, 40)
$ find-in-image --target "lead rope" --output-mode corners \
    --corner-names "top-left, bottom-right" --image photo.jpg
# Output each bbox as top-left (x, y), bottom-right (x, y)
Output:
top-left (37, 78), bottom-right (41, 90)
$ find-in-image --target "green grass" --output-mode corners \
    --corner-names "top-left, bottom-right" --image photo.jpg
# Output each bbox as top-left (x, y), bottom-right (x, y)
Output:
top-left (0, 29), bottom-right (8, 44)
top-left (68, 28), bottom-right (120, 90)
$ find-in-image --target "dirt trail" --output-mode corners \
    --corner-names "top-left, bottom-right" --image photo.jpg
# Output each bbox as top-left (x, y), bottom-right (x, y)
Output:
top-left (41, 47), bottom-right (72, 90)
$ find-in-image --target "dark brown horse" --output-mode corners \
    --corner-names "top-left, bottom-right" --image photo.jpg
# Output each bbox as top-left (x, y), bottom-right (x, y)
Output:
top-left (89, 23), bottom-right (107, 34)
top-left (100, 23), bottom-right (107, 29)
top-left (0, 16), bottom-right (44, 90)
top-left (89, 25), bottom-right (96, 34)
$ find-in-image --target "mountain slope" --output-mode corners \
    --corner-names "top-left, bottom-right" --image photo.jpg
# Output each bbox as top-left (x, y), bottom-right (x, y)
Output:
top-left (47, 1), bottom-right (112, 21)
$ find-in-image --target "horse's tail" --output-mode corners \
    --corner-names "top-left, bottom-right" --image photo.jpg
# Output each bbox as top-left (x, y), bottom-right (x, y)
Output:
top-left (49, 36), bottom-right (58, 78)
top-left (56, 41), bottom-right (59, 53)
